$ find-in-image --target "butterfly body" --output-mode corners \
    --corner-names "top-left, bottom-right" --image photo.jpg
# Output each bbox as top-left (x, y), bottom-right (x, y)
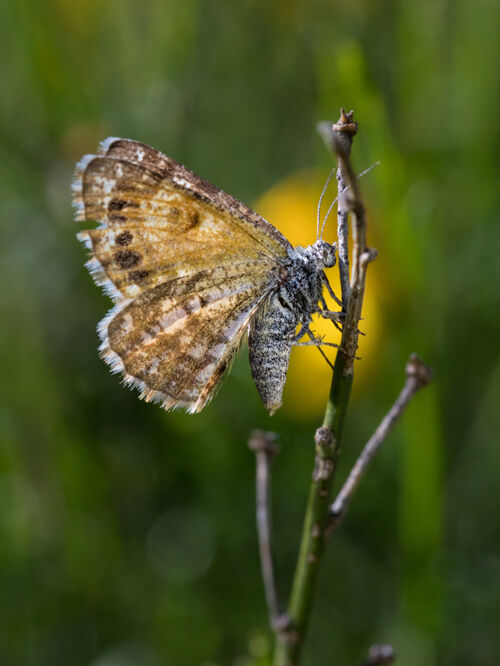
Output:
top-left (73, 138), bottom-right (336, 414)
top-left (248, 241), bottom-right (336, 413)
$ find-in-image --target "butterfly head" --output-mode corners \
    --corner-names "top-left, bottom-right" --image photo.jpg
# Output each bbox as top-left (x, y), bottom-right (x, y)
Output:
top-left (311, 239), bottom-right (337, 268)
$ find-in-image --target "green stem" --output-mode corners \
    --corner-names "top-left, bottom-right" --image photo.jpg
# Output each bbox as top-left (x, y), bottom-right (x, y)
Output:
top-left (273, 110), bottom-right (363, 666)
top-left (273, 353), bottom-right (353, 666)
top-left (322, 352), bottom-right (353, 431)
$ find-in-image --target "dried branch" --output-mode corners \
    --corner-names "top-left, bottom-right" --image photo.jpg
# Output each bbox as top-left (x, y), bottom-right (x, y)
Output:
top-left (322, 108), bottom-right (376, 428)
top-left (327, 354), bottom-right (433, 536)
top-left (248, 430), bottom-right (282, 628)
top-left (334, 127), bottom-right (377, 377)
top-left (318, 110), bottom-right (358, 311)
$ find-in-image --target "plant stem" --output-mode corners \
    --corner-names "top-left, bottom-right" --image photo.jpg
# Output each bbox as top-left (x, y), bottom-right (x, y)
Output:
top-left (273, 109), bottom-right (369, 666)
top-left (248, 431), bottom-right (282, 627)
top-left (273, 353), bottom-right (353, 665)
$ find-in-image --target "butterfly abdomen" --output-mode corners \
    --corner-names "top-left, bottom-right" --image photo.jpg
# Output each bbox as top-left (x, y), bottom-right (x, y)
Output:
top-left (248, 245), bottom-right (335, 414)
top-left (249, 295), bottom-right (297, 414)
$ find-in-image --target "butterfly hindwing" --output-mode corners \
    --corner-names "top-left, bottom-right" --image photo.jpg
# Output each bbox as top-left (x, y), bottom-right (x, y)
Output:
top-left (101, 271), bottom-right (268, 412)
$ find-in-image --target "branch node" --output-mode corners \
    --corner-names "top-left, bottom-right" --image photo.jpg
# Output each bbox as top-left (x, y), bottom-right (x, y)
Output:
top-left (314, 426), bottom-right (334, 458)
top-left (360, 247), bottom-right (378, 268)
top-left (405, 353), bottom-right (433, 387)
top-left (314, 425), bottom-right (333, 446)
top-left (363, 644), bottom-right (395, 666)
top-left (248, 429), bottom-right (280, 459)
top-left (272, 612), bottom-right (294, 635)
top-left (329, 500), bottom-right (344, 520)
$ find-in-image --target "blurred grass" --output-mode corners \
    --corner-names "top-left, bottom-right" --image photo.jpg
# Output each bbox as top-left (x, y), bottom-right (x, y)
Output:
top-left (1, 0), bottom-right (499, 665)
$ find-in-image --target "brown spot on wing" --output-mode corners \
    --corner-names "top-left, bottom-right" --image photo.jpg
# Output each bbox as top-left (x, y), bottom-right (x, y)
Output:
top-left (169, 207), bottom-right (180, 220)
top-left (129, 269), bottom-right (150, 282)
top-left (108, 202), bottom-right (125, 222)
top-left (108, 199), bottom-right (130, 222)
top-left (182, 300), bottom-right (196, 315)
top-left (109, 199), bottom-right (126, 211)
top-left (184, 210), bottom-right (200, 231)
top-left (114, 249), bottom-right (141, 269)
top-left (108, 198), bottom-right (140, 220)
top-left (115, 231), bottom-right (133, 246)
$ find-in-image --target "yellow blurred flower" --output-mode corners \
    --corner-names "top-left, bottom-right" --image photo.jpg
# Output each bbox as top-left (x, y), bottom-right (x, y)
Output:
top-left (254, 170), bottom-right (383, 418)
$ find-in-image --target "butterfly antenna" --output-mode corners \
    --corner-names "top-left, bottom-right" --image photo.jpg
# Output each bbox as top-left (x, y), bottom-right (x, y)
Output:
top-left (316, 166), bottom-right (336, 240)
top-left (319, 194), bottom-right (339, 240)
top-left (319, 160), bottom-right (381, 239)
top-left (357, 160), bottom-right (381, 180)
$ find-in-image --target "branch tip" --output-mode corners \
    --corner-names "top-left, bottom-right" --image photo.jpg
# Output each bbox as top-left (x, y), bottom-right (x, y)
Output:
top-left (333, 108), bottom-right (358, 137)
top-left (316, 108), bottom-right (358, 162)
top-left (363, 644), bottom-right (395, 666)
top-left (405, 353), bottom-right (433, 387)
top-left (248, 429), bottom-right (280, 459)
top-left (360, 247), bottom-right (378, 268)
top-left (272, 612), bottom-right (293, 635)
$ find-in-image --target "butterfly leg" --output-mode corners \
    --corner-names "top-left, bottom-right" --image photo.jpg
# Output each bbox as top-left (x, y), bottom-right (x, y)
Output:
top-left (321, 304), bottom-right (366, 338)
top-left (323, 274), bottom-right (343, 307)
top-left (293, 337), bottom-right (339, 348)
top-left (290, 317), bottom-right (339, 346)
top-left (306, 328), bottom-right (335, 370)
top-left (318, 300), bottom-right (343, 334)
top-left (320, 308), bottom-right (345, 323)
top-left (277, 319), bottom-right (338, 373)
top-left (320, 310), bottom-right (344, 336)
top-left (293, 328), bottom-right (339, 349)
top-left (290, 320), bottom-right (313, 344)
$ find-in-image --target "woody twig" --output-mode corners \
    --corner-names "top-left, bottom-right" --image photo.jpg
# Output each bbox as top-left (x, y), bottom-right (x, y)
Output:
top-left (327, 354), bottom-right (432, 537)
top-left (248, 430), bottom-right (283, 629)
top-left (317, 110), bottom-right (357, 311)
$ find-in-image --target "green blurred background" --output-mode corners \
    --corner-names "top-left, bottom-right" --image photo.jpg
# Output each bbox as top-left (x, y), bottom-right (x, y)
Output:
top-left (1, 1), bottom-right (499, 665)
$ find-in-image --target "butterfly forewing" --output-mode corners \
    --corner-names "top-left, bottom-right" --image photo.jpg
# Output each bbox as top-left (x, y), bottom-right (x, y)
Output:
top-left (96, 137), bottom-right (291, 255)
top-left (74, 138), bottom-right (289, 411)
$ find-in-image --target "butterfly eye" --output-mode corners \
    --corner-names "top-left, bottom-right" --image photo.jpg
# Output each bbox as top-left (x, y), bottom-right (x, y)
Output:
top-left (322, 244), bottom-right (336, 268)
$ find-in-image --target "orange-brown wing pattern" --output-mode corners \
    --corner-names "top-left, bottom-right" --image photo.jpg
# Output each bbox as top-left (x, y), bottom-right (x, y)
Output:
top-left (73, 138), bottom-right (290, 302)
top-left (73, 138), bottom-right (286, 410)
top-left (97, 137), bottom-right (290, 255)
top-left (101, 271), bottom-right (267, 412)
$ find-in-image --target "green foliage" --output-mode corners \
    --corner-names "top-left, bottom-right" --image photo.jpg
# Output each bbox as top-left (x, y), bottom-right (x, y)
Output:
top-left (1, 0), bottom-right (499, 664)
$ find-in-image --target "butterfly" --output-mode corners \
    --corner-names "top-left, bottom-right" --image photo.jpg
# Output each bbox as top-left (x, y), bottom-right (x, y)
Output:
top-left (73, 138), bottom-right (340, 414)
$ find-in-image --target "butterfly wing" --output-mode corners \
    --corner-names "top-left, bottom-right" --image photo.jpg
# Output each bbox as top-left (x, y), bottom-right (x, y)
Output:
top-left (74, 138), bottom-right (289, 411)
top-left (101, 270), bottom-right (267, 412)
top-left (73, 137), bottom-right (291, 301)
